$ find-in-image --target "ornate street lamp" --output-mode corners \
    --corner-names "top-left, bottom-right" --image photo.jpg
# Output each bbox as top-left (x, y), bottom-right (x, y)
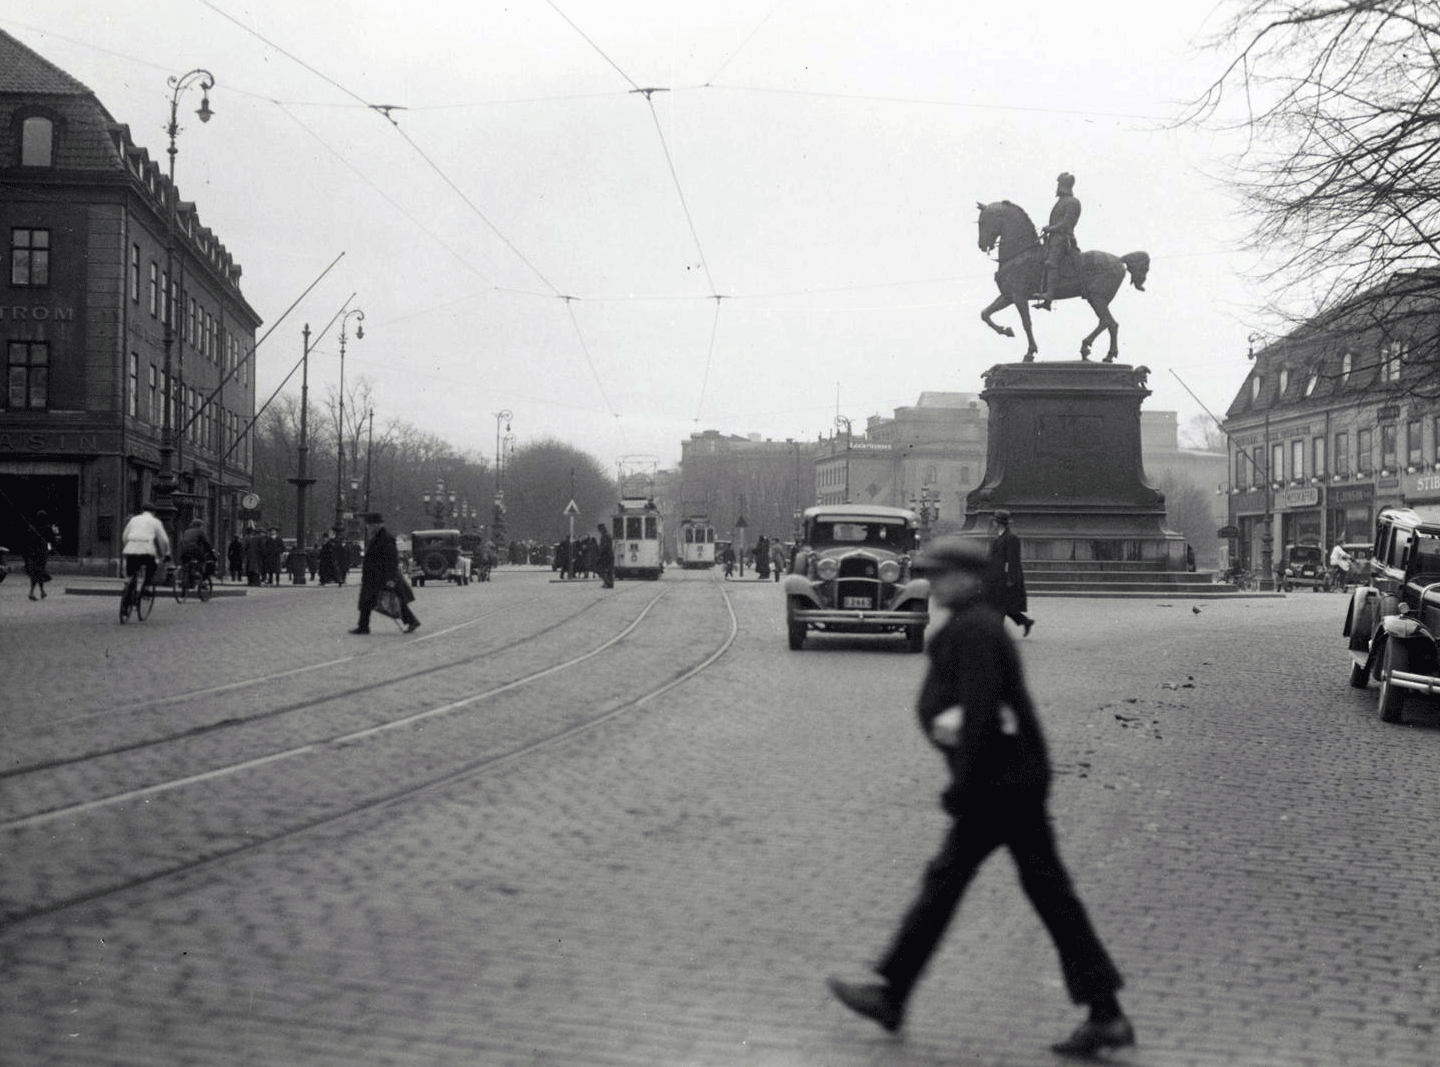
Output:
top-left (422, 479), bottom-right (456, 526)
top-left (909, 486), bottom-right (937, 542)
top-left (332, 308), bottom-right (364, 538)
top-left (493, 409), bottom-right (512, 548)
top-left (155, 68), bottom-right (215, 541)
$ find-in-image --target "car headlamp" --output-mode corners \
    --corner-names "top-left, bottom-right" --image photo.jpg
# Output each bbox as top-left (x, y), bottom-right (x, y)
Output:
top-left (817, 558), bottom-right (840, 580)
top-left (877, 560), bottom-right (901, 583)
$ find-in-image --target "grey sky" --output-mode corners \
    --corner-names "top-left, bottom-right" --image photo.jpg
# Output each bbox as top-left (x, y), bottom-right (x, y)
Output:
top-left (4, 1), bottom-right (1257, 468)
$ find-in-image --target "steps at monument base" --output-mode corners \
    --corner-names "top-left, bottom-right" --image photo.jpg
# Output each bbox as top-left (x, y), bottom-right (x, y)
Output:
top-left (1026, 571), bottom-right (1242, 596)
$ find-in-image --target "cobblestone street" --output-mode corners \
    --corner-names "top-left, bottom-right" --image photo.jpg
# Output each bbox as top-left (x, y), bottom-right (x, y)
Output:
top-left (2, 575), bottom-right (1438, 1066)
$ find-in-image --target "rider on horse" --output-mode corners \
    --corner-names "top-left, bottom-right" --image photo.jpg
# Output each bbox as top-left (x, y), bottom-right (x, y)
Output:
top-left (1035, 172), bottom-right (1080, 310)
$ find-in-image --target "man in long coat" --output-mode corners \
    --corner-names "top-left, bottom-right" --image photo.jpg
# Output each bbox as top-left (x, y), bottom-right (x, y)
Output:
top-left (987, 509), bottom-right (1034, 636)
top-left (350, 516), bottom-right (419, 634)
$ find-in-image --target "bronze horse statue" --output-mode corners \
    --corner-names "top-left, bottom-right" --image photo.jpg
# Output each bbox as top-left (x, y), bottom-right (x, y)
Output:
top-left (977, 199), bottom-right (1150, 362)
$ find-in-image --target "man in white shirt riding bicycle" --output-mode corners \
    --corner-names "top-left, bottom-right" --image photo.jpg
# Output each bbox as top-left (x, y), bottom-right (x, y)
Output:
top-left (121, 501), bottom-right (171, 590)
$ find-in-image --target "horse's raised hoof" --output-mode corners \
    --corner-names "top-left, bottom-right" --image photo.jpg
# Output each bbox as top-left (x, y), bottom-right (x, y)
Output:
top-left (1002, 327), bottom-right (1015, 338)
top-left (1104, 355), bottom-right (1117, 363)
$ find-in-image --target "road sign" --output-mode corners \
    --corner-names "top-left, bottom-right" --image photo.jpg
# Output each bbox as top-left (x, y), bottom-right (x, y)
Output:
top-left (563, 499), bottom-right (580, 516)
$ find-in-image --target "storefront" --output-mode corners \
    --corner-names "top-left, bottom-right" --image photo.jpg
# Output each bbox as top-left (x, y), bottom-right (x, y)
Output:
top-left (1277, 485), bottom-right (1324, 549)
top-left (1327, 483), bottom-right (1376, 545)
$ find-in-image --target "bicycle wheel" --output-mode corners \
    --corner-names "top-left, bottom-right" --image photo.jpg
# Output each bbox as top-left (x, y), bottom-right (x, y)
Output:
top-left (119, 577), bottom-right (134, 623)
top-left (198, 575), bottom-right (213, 603)
top-left (136, 581), bottom-right (154, 620)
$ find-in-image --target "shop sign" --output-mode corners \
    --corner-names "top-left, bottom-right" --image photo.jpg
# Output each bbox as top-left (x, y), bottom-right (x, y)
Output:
top-left (1402, 470), bottom-right (1440, 500)
top-left (1279, 487), bottom-right (1320, 508)
top-left (1329, 484), bottom-right (1374, 507)
top-left (0, 431), bottom-right (118, 453)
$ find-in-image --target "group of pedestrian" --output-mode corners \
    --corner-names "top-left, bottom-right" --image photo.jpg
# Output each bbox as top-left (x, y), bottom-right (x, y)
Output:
top-left (827, 510), bottom-right (1132, 1059)
top-left (550, 524), bottom-right (615, 587)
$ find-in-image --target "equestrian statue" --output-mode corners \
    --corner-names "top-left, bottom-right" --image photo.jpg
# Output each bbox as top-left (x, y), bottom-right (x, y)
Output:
top-left (977, 173), bottom-right (1150, 362)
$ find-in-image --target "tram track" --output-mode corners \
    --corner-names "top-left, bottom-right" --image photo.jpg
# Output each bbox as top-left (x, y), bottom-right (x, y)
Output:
top-left (0, 575), bottom-right (738, 928)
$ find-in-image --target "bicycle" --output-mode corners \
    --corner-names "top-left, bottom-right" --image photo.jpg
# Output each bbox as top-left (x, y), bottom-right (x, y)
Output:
top-left (172, 556), bottom-right (214, 603)
top-left (119, 562), bottom-right (160, 622)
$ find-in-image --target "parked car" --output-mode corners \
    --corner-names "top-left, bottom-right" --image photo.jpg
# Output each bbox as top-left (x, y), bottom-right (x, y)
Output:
top-left (1343, 506), bottom-right (1440, 722)
top-left (1281, 541), bottom-right (1326, 591)
top-left (409, 529), bottom-right (470, 586)
top-left (782, 504), bottom-right (930, 652)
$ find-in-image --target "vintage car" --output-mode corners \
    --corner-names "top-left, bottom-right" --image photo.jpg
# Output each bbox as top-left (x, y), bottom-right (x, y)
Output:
top-left (1280, 542), bottom-right (1327, 591)
top-left (1343, 506), bottom-right (1440, 722)
top-left (783, 504), bottom-right (930, 652)
top-left (409, 529), bottom-right (471, 586)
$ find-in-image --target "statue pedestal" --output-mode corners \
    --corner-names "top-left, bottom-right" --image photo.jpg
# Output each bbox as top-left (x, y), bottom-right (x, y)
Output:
top-left (962, 361), bottom-right (1187, 570)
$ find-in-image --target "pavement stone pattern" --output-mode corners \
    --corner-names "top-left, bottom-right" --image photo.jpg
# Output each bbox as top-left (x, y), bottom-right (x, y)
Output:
top-left (1, 574), bottom-right (1438, 1066)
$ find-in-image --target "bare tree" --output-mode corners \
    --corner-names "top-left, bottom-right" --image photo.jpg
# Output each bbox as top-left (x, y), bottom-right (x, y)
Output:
top-left (1188, 1), bottom-right (1440, 393)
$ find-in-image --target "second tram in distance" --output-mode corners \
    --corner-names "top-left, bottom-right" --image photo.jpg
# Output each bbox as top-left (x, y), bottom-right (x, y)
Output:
top-left (677, 517), bottom-right (717, 569)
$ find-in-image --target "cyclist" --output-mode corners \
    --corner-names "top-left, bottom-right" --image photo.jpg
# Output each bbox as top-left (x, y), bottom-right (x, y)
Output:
top-left (1329, 542), bottom-right (1353, 591)
top-left (178, 518), bottom-right (213, 587)
top-left (120, 501), bottom-right (170, 595)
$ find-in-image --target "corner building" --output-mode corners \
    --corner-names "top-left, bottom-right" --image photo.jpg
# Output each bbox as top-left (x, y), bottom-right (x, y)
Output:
top-left (0, 30), bottom-right (261, 572)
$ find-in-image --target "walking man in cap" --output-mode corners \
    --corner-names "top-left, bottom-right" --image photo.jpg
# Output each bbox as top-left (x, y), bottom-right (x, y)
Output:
top-left (350, 514), bottom-right (420, 635)
top-left (827, 535), bottom-right (1133, 1058)
top-left (989, 509), bottom-right (1035, 636)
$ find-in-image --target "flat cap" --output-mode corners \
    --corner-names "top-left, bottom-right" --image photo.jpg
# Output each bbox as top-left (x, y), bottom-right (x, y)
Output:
top-left (913, 535), bottom-right (990, 574)
top-left (993, 508), bottom-right (1011, 525)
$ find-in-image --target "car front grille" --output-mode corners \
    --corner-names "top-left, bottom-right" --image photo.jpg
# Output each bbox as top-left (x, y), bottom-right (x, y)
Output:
top-left (836, 578), bottom-right (879, 610)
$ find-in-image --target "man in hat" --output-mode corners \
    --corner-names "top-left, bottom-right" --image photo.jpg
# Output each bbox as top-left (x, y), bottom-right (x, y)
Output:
top-left (1035, 171), bottom-right (1081, 310)
top-left (988, 509), bottom-right (1034, 636)
top-left (827, 534), bottom-right (1133, 1058)
top-left (596, 523), bottom-right (615, 588)
top-left (350, 514), bottom-right (419, 635)
top-left (120, 501), bottom-right (170, 594)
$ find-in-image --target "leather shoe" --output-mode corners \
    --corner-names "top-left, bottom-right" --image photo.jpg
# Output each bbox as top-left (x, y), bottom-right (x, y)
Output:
top-left (348, 627), bottom-right (370, 635)
top-left (404, 621), bottom-right (420, 633)
top-left (1051, 1015), bottom-right (1135, 1057)
top-left (1023, 617), bottom-right (1034, 637)
top-left (826, 977), bottom-right (903, 1033)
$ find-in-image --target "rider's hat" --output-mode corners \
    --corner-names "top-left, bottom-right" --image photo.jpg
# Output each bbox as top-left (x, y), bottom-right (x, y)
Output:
top-left (1056, 172), bottom-right (1075, 189)
top-left (912, 535), bottom-right (990, 575)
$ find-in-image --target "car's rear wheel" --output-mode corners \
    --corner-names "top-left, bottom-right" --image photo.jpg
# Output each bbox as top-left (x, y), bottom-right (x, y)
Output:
top-left (1378, 641), bottom-right (1408, 723)
top-left (421, 552), bottom-right (448, 579)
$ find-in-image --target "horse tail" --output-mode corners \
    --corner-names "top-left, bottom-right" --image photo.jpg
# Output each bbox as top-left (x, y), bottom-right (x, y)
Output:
top-left (1122, 252), bottom-right (1150, 292)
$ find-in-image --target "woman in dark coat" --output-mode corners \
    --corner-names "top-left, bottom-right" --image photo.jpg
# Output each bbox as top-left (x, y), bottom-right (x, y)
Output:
top-left (986, 509), bottom-right (1034, 636)
top-left (350, 518), bottom-right (419, 634)
top-left (23, 510), bottom-right (56, 600)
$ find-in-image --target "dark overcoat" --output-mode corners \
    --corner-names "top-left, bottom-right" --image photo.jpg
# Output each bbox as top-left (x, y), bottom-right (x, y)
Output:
top-left (987, 526), bottom-right (1028, 615)
top-left (358, 526), bottom-right (414, 611)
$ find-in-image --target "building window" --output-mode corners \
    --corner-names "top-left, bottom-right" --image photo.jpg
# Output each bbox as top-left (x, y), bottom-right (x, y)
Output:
top-left (1383, 341), bottom-right (1407, 382)
top-left (1408, 420), bottom-right (1424, 467)
top-left (1335, 431), bottom-right (1349, 475)
top-left (6, 340), bottom-right (49, 409)
top-left (1382, 424), bottom-right (1398, 471)
top-left (10, 228), bottom-right (49, 286)
top-left (1251, 376), bottom-right (1262, 401)
top-left (1305, 372), bottom-right (1318, 397)
top-left (1313, 436), bottom-right (1326, 478)
top-left (189, 297), bottom-right (197, 345)
top-left (1291, 439), bottom-right (1304, 481)
top-left (1341, 351), bottom-right (1353, 383)
top-left (1252, 446), bottom-right (1263, 485)
top-left (149, 262), bottom-right (159, 317)
top-left (1271, 443), bottom-right (1284, 484)
top-left (20, 116), bottom-right (54, 167)
top-left (128, 352), bottom-right (139, 417)
top-left (1279, 367), bottom-right (1290, 394)
top-left (1235, 451), bottom-right (1248, 490)
top-left (129, 244), bottom-right (140, 303)
top-left (148, 365), bottom-right (159, 425)
top-left (1358, 428), bottom-right (1373, 473)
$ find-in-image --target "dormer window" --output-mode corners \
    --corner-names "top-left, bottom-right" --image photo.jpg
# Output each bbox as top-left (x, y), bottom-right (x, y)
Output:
top-left (1279, 367), bottom-right (1290, 394)
top-left (1251, 376), bottom-right (1262, 401)
top-left (1341, 351), bottom-right (1353, 382)
top-left (20, 116), bottom-right (53, 167)
top-left (1305, 371), bottom-right (1318, 397)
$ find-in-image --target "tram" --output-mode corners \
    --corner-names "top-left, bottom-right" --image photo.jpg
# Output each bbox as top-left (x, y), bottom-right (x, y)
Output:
top-left (677, 516), bottom-right (717, 569)
top-left (612, 458), bottom-right (664, 581)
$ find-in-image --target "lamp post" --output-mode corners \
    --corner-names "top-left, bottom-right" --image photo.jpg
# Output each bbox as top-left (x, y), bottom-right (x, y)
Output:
top-left (422, 479), bottom-right (457, 526)
top-left (363, 407), bottom-right (375, 514)
top-left (287, 324), bottom-right (318, 580)
top-left (493, 409), bottom-right (512, 549)
top-left (332, 309), bottom-right (364, 538)
top-left (155, 68), bottom-right (214, 542)
top-left (835, 415), bottom-right (852, 504)
top-left (909, 486), bottom-right (937, 542)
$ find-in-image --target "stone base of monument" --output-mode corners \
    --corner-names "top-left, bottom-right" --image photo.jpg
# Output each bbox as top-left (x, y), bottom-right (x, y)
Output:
top-left (960, 360), bottom-right (1231, 595)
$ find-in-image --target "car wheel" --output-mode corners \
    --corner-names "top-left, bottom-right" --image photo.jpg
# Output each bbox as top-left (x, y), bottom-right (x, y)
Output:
top-left (1378, 641), bottom-right (1408, 723)
top-left (906, 624), bottom-right (926, 653)
top-left (1348, 658), bottom-right (1370, 689)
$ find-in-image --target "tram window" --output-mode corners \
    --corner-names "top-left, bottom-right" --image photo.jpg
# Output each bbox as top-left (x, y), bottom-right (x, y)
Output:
top-left (706, 528), bottom-right (714, 543)
top-left (626, 516), bottom-right (643, 539)
top-left (684, 527), bottom-right (694, 544)
top-left (645, 516), bottom-right (657, 539)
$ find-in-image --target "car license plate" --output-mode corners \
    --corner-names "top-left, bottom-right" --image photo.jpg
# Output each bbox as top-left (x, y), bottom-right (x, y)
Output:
top-left (843, 596), bottom-right (871, 609)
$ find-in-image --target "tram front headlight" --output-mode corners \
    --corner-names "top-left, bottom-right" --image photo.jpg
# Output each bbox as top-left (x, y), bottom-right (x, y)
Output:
top-left (877, 560), bottom-right (901, 583)
top-left (816, 557), bottom-right (840, 581)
